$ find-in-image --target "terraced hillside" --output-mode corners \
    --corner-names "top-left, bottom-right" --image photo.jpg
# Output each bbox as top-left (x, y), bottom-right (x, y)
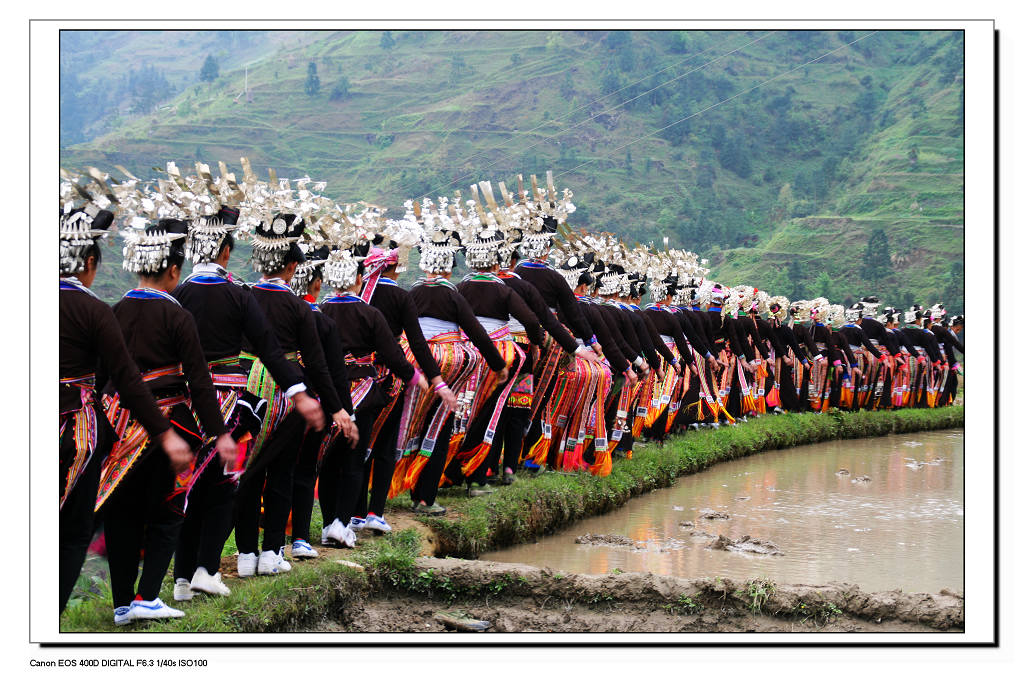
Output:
top-left (60, 29), bottom-right (964, 308)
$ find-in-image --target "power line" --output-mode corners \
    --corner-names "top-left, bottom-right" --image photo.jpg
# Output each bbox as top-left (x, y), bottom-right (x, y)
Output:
top-left (467, 31), bottom-right (778, 184)
top-left (391, 33), bottom-right (733, 195)
top-left (554, 30), bottom-right (879, 181)
top-left (397, 30), bottom-right (777, 200)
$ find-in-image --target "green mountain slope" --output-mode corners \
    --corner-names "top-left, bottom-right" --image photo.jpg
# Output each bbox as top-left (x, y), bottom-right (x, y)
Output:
top-left (60, 29), bottom-right (964, 310)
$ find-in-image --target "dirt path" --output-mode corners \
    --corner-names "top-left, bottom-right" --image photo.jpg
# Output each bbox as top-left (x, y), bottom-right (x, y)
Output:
top-left (300, 557), bottom-right (964, 633)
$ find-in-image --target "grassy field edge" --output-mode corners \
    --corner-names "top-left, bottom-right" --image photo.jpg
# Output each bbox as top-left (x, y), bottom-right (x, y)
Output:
top-left (422, 406), bottom-right (965, 558)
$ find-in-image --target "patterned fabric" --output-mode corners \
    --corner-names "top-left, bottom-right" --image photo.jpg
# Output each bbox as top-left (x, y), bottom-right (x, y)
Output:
top-left (95, 366), bottom-right (196, 512)
top-left (59, 373), bottom-right (98, 509)
top-left (389, 330), bottom-right (480, 498)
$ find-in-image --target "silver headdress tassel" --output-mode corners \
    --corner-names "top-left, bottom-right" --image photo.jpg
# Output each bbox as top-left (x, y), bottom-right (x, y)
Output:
top-left (59, 167), bottom-right (119, 275)
top-left (122, 220), bottom-right (189, 274)
top-left (408, 196), bottom-right (464, 275)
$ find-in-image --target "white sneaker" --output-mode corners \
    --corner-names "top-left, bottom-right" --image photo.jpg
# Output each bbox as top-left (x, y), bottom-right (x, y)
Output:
top-left (324, 519), bottom-right (347, 545)
top-left (113, 605), bottom-right (134, 626)
top-left (340, 523), bottom-right (358, 549)
top-left (257, 548), bottom-right (292, 575)
top-left (129, 597), bottom-right (184, 620)
top-left (364, 514), bottom-right (392, 533)
top-left (190, 567), bottom-right (231, 596)
top-left (348, 516), bottom-right (367, 532)
top-left (291, 539), bottom-right (319, 559)
top-left (237, 552), bottom-right (257, 578)
top-left (173, 578), bottom-right (194, 602)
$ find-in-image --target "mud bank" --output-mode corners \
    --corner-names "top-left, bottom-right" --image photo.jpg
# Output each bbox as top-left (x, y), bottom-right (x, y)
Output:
top-left (314, 557), bottom-right (964, 633)
top-left (62, 525), bottom-right (964, 634)
top-left (420, 406), bottom-right (965, 558)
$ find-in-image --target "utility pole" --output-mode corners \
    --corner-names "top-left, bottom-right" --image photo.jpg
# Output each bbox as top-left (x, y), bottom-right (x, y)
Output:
top-left (234, 63), bottom-right (253, 104)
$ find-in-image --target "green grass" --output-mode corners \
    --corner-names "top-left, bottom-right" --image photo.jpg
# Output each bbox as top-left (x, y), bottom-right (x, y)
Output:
top-left (60, 555), bottom-right (369, 633)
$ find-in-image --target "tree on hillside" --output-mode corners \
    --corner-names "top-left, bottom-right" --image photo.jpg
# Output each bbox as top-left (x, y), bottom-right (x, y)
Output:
top-left (860, 227), bottom-right (893, 283)
top-left (304, 61), bottom-right (321, 96)
top-left (379, 30), bottom-right (396, 49)
top-left (448, 54), bottom-right (472, 84)
top-left (719, 137), bottom-right (752, 178)
top-left (813, 270), bottom-right (836, 302)
top-left (787, 260), bottom-right (808, 300)
top-left (600, 68), bottom-right (621, 96)
top-left (942, 260), bottom-right (965, 313)
top-left (200, 55), bottom-right (219, 84)
top-left (126, 65), bottom-right (172, 114)
top-left (330, 74), bottom-right (351, 101)
top-left (605, 30), bottom-right (631, 49)
top-left (667, 31), bottom-right (689, 54)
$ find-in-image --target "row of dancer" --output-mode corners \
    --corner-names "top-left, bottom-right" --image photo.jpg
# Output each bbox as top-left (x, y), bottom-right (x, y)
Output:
top-left (58, 163), bottom-right (963, 627)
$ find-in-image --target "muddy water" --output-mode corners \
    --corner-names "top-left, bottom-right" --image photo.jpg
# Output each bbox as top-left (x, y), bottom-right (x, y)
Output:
top-left (483, 430), bottom-right (964, 593)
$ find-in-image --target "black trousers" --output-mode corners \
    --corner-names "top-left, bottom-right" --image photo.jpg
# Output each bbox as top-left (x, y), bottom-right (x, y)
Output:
top-left (778, 362), bottom-right (800, 412)
top-left (941, 370), bottom-right (958, 405)
top-left (174, 400), bottom-right (256, 579)
top-left (358, 401), bottom-right (402, 518)
top-left (102, 447), bottom-right (183, 607)
top-left (463, 373), bottom-right (516, 485)
top-left (798, 364), bottom-right (811, 412)
top-left (290, 427), bottom-right (327, 543)
top-left (174, 463), bottom-right (236, 580)
top-left (482, 405), bottom-right (530, 477)
top-left (320, 407), bottom-right (376, 526)
top-left (828, 367), bottom-right (843, 409)
top-left (879, 363), bottom-right (894, 409)
top-left (910, 363), bottom-right (930, 408)
top-left (726, 367), bottom-right (744, 417)
top-left (234, 410), bottom-right (306, 554)
top-left (411, 414), bottom-right (455, 506)
top-left (604, 385), bottom-right (634, 455)
top-left (59, 413), bottom-right (109, 614)
top-left (520, 376), bottom-right (556, 466)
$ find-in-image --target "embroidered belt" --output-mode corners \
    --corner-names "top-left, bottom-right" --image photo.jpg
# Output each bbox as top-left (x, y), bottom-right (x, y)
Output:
top-left (428, 330), bottom-right (464, 344)
top-left (140, 363), bottom-right (184, 381)
top-left (208, 355), bottom-right (248, 388)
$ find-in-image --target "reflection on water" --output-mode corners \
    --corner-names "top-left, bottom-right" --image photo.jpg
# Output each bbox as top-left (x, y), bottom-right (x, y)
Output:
top-left (483, 430), bottom-right (964, 593)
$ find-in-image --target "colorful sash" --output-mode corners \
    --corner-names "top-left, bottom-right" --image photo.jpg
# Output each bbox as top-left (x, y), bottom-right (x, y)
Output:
top-left (95, 364), bottom-right (193, 511)
top-left (458, 331), bottom-right (525, 477)
top-left (393, 331), bottom-right (480, 496)
top-left (168, 387), bottom-right (241, 513)
top-left (59, 373), bottom-right (98, 509)
top-left (241, 350), bottom-right (300, 466)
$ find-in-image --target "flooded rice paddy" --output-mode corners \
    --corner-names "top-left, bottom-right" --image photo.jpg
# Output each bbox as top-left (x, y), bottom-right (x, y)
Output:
top-left (483, 430), bottom-right (964, 593)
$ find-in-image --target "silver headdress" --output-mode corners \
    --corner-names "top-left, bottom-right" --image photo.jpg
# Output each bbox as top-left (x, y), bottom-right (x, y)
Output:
top-left (291, 237), bottom-right (331, 297)
top-left (59, 167), bottom-right (119, 275)
top-left (323, 249), bottom-right (361, 291)
top-left (401, 197), bottom-right (462, 275)
top-left (122, 221), bottom-right (189, 274)
top-left (789, 300), bottom-right (810, 324)
top-left (807, 297), bottom-right (830, 323)
top-left (860, 296), bottom-right (884, 321)
top-left (767, 295), bottom-right (790, 321)
top-left (826, 303), bottom-right (846, 328)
